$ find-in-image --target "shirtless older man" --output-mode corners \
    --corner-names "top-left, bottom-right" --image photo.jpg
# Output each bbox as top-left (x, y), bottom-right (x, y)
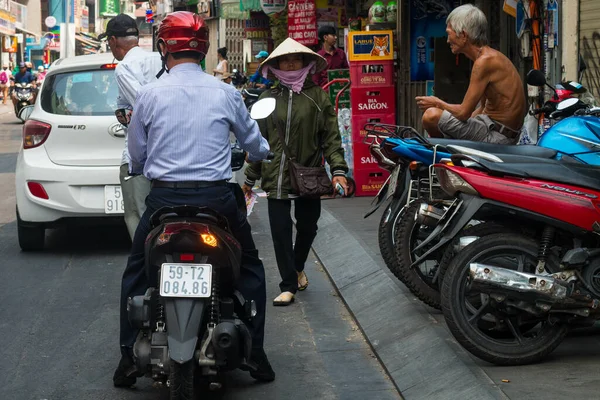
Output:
top-left (416, 4), bottom-right (526, 144)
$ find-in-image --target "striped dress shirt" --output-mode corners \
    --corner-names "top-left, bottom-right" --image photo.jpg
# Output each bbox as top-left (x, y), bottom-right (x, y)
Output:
top-left (128, 63), bottom-right (270, 181)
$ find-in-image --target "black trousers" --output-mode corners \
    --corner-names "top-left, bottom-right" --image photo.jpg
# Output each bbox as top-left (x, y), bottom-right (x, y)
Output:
top-left (267, 198), bottom-right (321, 293)
top-left (119, 185), bottom-right (266, 356)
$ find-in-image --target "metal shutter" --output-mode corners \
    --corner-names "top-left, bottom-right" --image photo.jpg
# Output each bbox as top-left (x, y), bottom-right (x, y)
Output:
top-left (579, 0), bottom-right (600, 99)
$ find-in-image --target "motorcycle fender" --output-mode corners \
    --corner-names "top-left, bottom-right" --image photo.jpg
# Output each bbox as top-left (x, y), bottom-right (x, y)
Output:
top-left (411, 195), bottom-right (485, 266)
top-left (164, 298), bottom-right (206, 364)
top-left (364, 168), bottom-right (409, 218)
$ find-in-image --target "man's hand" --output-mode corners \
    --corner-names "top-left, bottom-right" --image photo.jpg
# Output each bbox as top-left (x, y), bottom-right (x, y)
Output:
top-left (256, 83), bottom-right (266, 89)
top-left (415, 96), bottom-right (441, 111)
top-left (242, 184), bottom-right (253, 196)
top-left (332, 176), bottom-right (348, 197)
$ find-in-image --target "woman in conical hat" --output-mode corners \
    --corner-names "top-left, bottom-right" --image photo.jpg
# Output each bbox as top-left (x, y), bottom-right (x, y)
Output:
top-left (242, 38), bottom-right (350, 306)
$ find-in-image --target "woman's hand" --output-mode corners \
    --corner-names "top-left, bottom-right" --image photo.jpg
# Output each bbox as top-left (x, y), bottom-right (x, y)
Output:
top-left (332, 176), bottom-right (348, 197)
top-left (242, 184), bottom-right (253, 196)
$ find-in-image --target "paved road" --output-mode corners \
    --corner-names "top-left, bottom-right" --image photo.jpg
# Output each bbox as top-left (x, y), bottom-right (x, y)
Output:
top-left (323, 197), bottom-right (600, 400)
top-left (0, 108), bottom-right (400, 400)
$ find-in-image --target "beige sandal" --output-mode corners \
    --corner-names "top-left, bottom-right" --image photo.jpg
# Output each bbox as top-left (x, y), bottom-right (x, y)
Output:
top-left (273, 291), bottom-right (295, 306)
top-left (297, 271), bottom-right (309, 291)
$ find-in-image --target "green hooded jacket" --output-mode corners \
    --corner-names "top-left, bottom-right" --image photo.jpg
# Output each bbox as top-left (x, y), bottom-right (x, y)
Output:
top-left (244, 81), bottom-right (348, 199)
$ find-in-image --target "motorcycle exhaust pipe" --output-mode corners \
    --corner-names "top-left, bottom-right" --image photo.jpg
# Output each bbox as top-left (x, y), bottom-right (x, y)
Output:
top-left (212, 321), bottom-right (241, 366)
top-left (469, 263), bottom-right (568, 302)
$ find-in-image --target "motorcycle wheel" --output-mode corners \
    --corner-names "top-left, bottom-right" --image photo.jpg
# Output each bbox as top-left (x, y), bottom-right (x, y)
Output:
top-left (377, 171), bottom-right (410, 273)
top-left (169, 360), bottom-right (195, 400)
top-left (436, 221), bottom-right (519, 286)
top-left (393, 199), bottom-right (442, 309)
top-left (441, 233), bottom-right (568, 366)
top-left (377, 196), bottom-right (406, 273)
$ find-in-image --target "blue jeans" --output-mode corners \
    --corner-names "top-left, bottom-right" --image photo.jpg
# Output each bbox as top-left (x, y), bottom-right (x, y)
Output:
top-left (119, 185), bottom-right (266, 356)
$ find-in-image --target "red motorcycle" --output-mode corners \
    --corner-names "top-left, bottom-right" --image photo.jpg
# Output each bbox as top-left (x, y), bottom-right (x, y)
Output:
top-left (418, 151), bottom-right (600, 365)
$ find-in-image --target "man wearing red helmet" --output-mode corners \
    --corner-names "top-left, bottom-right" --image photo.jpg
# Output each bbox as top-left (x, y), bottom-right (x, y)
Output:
top-left (113, 11), bottom-right (274, 387)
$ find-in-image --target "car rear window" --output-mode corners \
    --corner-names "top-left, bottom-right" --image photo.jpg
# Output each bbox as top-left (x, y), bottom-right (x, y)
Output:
top-left (41, 69), bottom-right (118, 116)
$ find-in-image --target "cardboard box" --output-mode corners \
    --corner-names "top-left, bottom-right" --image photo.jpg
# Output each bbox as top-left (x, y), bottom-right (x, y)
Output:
top-left (351, 86), bottom-right (396, 116)
top-left (350, 61), bottom-right (394, 87)
top-left (350, 113), bottom-right (395, 142)
top-left (353, 167), bottom-right (389, 197)
top-left (347, 30), bottom-right (394, 61)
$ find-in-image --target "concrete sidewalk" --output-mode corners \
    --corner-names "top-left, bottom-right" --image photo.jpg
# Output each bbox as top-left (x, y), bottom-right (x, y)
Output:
top-left (312, 196), bottom-right (600, 400)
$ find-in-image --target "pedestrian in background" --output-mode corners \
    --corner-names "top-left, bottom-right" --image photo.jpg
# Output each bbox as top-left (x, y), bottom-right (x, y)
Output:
top-left (312, 25), bottom-right (348, 87)
top-left (0, 64), bottom-right (12, 105)
top-left (249, 50), bottom-right (273, 89)
top-left (213, 47), bottom-right (228, 79)
top-left (99, 13), bottom-right (163, 240)
top-left (242, 38), bottom-right (349, 306)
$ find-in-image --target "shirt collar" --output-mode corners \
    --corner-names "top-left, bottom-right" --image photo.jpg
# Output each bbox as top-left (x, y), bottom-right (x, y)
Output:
top-left (122, 46), bottom-right (143, 62)
top-left (169, 63), bottom-right (202, 73)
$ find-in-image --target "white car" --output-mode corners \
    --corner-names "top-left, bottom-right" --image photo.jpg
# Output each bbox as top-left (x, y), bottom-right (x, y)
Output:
top-left (15, 53), bottom-right (125, 251)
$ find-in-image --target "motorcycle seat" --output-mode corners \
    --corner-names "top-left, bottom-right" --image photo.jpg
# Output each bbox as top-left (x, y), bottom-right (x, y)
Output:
top-left (472, 158), bottom-right (600, 192)
top-left (429, 138), bottom-right (557, 159)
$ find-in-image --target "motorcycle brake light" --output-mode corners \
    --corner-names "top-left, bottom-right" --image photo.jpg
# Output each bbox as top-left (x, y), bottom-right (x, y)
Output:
top-left (156, 222), bottom-right (208, 246)
top-left (180, 253), bottom-right (194, 261)
top-left (436, 167), bottom-right (479, 197)
top-left (23, 120), bottom-right (51, 149)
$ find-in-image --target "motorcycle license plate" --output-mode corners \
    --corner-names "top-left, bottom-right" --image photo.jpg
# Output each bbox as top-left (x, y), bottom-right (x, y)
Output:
top-left (104, 185), bottom-right (124, 214)
top-left (160, 264), bottom-right (213, 298)
top-left (385, 166), bottom-right (402, 200)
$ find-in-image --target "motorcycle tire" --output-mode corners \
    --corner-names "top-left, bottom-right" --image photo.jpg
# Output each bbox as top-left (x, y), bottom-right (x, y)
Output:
top-left (377, 196), bottom-right (407, 274)
top-left (169, 360), bottom-right (195, 400)
top-left (377, 171), bottom-right (410, 273)
top-left (441, 233), bottom-right (568, 366)
top-left (436, 221), bottom-right (519, 287)
top-left (393, 199), bottom-right (442, 309)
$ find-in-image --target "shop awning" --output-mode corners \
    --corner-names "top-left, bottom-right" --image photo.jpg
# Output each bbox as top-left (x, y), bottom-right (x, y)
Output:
top-left (16, 26), bottom-right (40, 37)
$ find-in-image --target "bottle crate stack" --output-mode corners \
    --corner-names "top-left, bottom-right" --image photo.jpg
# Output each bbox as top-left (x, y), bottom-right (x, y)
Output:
top-left (348, 30), bottom-right (396, 196)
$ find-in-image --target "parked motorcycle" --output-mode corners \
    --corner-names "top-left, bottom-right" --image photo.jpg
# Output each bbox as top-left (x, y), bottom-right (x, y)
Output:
top-left (126, 98), bottom-right (276, 399)
top-left (365, 76), bottom-right (600, 309)
top-left (13, 82), bottom-right (35, 122)
top-left (428, 150), bottom-right (600, 365)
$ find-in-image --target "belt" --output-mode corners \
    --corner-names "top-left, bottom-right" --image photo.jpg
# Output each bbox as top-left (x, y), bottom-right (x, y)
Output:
top-left (491, 122), bottom-right (521, 139)
top-left (152, 180), bottom-right (228, 189)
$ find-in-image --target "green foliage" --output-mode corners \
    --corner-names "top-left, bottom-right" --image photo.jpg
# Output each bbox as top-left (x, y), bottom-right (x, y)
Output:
top-left (269, 10), bottom-right (288, 47)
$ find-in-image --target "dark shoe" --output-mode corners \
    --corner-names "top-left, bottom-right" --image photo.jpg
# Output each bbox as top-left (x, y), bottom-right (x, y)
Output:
top-left (249, 348), bottom-right (275, 382)
top-left (113, 355), bottom-right (140, 388)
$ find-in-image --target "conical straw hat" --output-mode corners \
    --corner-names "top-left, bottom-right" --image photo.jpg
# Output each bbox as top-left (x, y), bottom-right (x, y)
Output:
top-left (260, 38), bottom-right (327, 73)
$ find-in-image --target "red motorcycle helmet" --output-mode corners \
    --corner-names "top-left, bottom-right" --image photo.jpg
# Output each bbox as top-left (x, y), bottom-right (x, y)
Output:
top-left (156, 11), bottom-right (209, 58)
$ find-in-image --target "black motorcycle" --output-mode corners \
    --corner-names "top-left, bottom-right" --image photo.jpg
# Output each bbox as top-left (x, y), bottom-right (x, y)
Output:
top-left (13, 82), bottom-right (35, 122)
top-left (126, 98), bottom-right (276, 399)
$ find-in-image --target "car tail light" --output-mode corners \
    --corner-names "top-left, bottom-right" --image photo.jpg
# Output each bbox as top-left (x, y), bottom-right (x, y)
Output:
top-left (435, 166), bottom-right (478, 197)
top-left (23, 120), bottom-right (51, 149)
top-left (27, 182), bottom-right (49, 199)
top-left (101, 63), bottom-right (118, 69)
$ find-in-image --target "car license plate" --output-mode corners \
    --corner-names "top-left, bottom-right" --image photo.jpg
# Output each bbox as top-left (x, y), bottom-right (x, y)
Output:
top-left (386, 166), bottom-right (402, 200)
top-left (104, 185), bottom-right (124, 214)
top-left (160, 263), bottom-right (212, 298)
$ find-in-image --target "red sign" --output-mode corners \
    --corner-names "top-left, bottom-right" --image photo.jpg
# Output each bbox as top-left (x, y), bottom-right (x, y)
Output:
top-left (287, 0), bottom-right (317, 46)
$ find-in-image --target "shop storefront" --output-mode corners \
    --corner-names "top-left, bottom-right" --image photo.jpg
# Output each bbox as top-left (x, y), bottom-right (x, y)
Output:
top-left (0, 1), bottom-right (16, 66)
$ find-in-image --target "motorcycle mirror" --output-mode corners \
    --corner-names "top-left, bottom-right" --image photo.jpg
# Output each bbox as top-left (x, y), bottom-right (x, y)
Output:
top-left (18, 105), bottom-right (34, 121)
top-left (249, 98), bottom-right (276, 120)
top-left (526, 69), bottom-right (547, 87)
top-left (556, 97), bottom-right (580, 111)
